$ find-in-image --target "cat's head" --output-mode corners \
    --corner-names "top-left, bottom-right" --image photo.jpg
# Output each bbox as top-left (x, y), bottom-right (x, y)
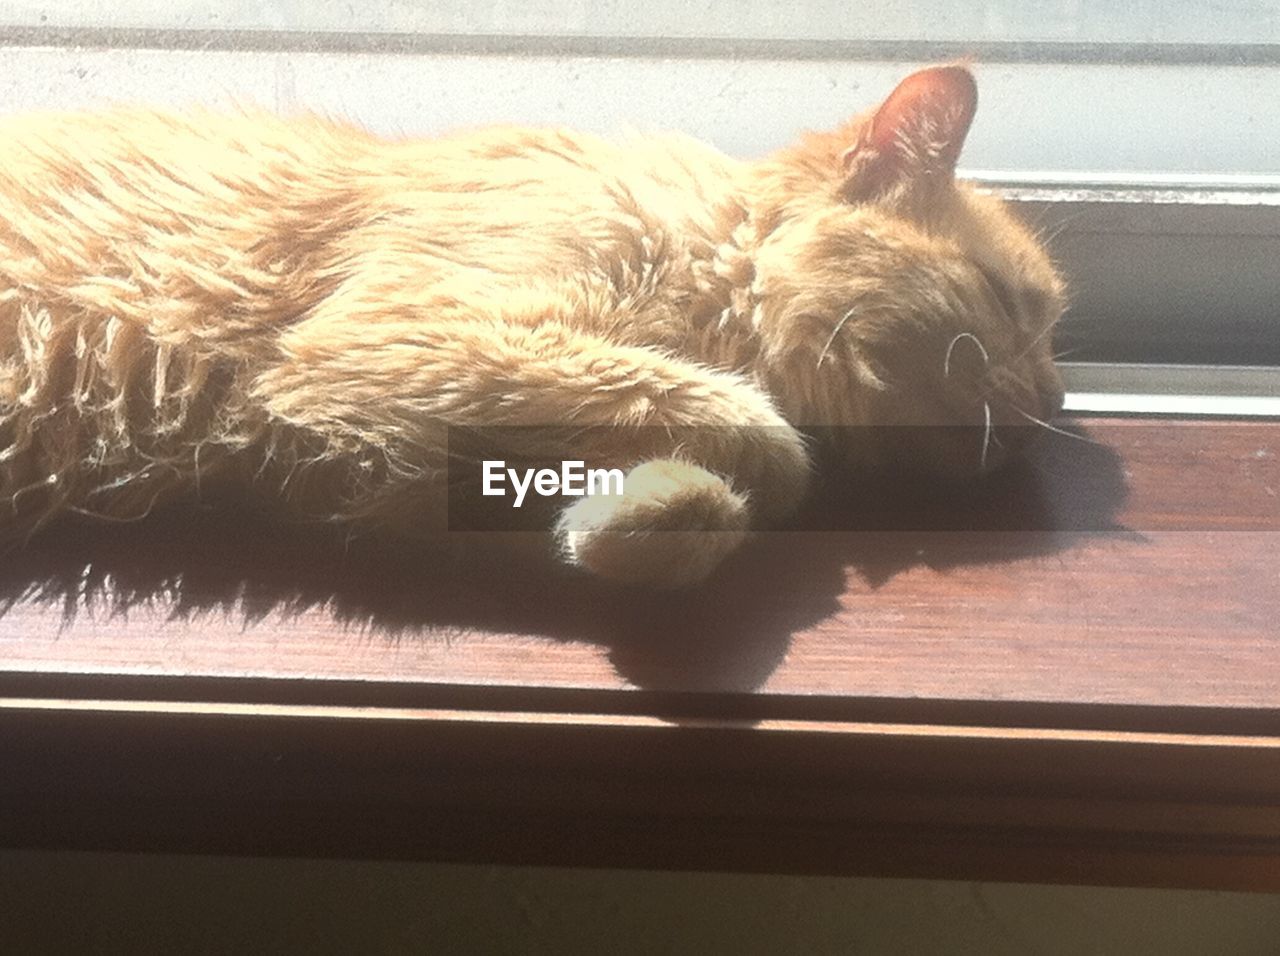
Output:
top-left (748, 65), bottom-right (1066, 478)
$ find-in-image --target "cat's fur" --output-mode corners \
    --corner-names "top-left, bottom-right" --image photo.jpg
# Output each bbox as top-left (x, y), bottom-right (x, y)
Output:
top-left (0, 65), bottom-right (1065, 587)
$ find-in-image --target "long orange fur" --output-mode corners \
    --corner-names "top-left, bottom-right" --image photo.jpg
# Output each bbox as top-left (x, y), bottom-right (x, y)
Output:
top-left (0, 65), bottom-right (1066, 586)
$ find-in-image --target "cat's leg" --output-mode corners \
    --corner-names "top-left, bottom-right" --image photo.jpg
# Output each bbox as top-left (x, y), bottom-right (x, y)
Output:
top-left (255, 315), bottom-right (810, 586)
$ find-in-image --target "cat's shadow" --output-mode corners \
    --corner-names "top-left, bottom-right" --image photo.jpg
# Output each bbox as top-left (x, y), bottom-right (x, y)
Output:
top-left (0, 426), bottom-right (1130, 694)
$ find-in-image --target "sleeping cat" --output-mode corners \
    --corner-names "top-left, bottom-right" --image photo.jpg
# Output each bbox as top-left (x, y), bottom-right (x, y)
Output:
top-left (0, 65), bottom-right (1065, 587)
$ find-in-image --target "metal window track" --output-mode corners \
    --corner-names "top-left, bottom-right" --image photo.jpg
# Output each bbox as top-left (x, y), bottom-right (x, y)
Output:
top-left (1062, 362), bottom-right (1280, 417)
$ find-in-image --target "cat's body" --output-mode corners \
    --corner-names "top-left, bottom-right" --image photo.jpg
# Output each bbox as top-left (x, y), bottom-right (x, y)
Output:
top-left (0, 66), bottom-right (1066, 586)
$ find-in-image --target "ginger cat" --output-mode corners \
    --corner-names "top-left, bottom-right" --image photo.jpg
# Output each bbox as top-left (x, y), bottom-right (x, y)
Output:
top-left (0, 65), bottom-right (1066, 587)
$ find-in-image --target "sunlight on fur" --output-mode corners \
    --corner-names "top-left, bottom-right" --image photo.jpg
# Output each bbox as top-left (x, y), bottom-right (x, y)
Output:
top-left (0, 65), bottom-right (1066, 587)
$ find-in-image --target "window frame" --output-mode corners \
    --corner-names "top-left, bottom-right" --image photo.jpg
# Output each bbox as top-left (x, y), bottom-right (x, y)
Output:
top-left (1, 6), bottom-right (1279, 889)
top-left (3, 18), bottom-right (1277, 385)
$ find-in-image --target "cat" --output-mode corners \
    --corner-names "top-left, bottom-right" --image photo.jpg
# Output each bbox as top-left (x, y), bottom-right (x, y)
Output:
top-left (0, 64), bottom-right (1066, 588)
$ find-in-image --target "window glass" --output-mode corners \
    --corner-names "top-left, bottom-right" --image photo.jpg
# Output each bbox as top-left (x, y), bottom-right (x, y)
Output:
top-left (3, 1), bottom-right (1278, 46)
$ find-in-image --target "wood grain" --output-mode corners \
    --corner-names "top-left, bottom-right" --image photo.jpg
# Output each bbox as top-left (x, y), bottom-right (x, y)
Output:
top-left (0, 416), bottom-right (1277, 887)
top-left (1, 417), bottom-right (1275, 709)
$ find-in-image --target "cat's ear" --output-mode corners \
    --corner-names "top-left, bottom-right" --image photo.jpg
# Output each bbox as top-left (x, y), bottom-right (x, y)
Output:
top-left (839, 65), bottom-right (977, 200)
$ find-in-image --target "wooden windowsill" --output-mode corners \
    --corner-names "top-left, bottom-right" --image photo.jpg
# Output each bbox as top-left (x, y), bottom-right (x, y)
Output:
top-left (1, 416), bottom-right (1277, 890)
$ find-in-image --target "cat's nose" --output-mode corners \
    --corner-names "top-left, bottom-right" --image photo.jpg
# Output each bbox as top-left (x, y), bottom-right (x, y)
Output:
top-left (1040, 381), bottom-right (1066, 420)
top-left (1035, 368), bottom-right (1066, 421)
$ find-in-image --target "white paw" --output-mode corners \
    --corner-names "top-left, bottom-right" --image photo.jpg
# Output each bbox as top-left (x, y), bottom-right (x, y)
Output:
top-left (554, 459), bottom-right (750, 588)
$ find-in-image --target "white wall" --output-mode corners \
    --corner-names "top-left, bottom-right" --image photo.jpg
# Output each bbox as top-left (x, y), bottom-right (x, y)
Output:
top-left (0, 44), bottom-right (1277, 176)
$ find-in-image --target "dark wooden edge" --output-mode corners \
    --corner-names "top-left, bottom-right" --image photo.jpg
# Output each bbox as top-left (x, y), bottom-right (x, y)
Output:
top-left (4, 695), bottom-right (1280, 891)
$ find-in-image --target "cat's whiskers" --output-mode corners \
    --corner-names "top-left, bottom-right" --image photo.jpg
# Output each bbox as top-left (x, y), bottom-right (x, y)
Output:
top-left (1034, 209), bottom-right (1091, 250)
top-left (1011, 316), bottom-right (1060, 365)
top-left (1014, 408), bottom-right (1104, 446)
top-left (943, 331), bottom-right (990, 378)
top-left (941, 332), bottom-right (998, 470)
top-left (817, 307), bottom-right (859, 369)
top-left (980, 399), bottom-right (993, 472)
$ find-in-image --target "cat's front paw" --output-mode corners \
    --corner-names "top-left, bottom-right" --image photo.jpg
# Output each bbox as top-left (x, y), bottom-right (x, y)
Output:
top-left (554, 458), bottom-right (750, 588)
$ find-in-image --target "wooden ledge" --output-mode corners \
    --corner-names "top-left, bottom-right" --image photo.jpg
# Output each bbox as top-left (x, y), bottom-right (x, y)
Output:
top-left (0, 416), bottom-right (1277, 889)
